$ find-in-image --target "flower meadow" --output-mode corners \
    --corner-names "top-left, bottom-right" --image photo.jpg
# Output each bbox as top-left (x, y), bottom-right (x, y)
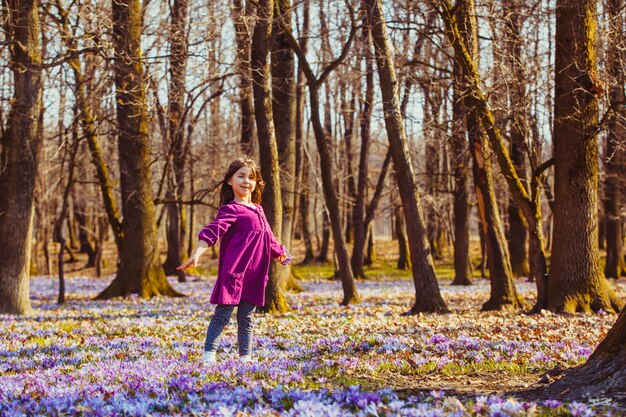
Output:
top-left (1, 275), bottom-right (624, 416)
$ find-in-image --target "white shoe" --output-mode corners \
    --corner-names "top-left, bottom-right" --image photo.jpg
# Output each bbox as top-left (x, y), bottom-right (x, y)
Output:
top-left (203, 351), bottom-right (216, 364)
top-left (239, 355), bottom-right (252, 363)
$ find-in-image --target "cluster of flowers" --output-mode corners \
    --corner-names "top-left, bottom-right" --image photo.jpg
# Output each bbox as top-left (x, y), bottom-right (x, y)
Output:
top-left (0, 275), bottom-right (621, 416)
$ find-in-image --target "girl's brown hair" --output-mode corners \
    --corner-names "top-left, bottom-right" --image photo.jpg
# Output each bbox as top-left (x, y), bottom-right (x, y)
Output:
top-left (219, 158), bottom-right (265, 206)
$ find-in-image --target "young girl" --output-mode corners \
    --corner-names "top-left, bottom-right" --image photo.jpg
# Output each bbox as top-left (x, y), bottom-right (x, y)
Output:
top-left (178, 158), bottom-right (289, 363)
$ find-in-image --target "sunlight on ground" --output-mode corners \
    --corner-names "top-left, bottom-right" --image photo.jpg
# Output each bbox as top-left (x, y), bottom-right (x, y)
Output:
top-left (1, 274), bottom-right (624, 416)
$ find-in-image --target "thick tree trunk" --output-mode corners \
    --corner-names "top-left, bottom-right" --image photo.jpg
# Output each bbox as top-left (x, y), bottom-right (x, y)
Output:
top-left (97, 0), bottom-right (181, 299)
top-left (604, 0), bottom-right (626, 280)
top-left (547, 307), bottom-right (626, 401)
top-left (451, 59), bottom-right (472, 286)
top-left (163, 0), bottom-right (189, 282)
top-left (365, 0), bottom-right (448, 313)
top-left (251, 0), bottom-right (289, 313)
top-left (548, 0), bottom-right (622, 313)
top-left (0, 0), bottom-right (42, 315)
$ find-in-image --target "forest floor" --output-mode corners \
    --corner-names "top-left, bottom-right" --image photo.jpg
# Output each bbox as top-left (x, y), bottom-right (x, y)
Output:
top-left (4, 240), bottom-right (625, 415)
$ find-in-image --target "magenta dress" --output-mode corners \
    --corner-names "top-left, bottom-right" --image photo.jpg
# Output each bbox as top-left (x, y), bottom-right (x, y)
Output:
top-left (198, 201), bottom-right (284, 306)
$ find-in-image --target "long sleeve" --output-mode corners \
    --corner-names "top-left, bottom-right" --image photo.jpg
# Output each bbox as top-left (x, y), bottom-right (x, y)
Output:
top-left (267, 226), bottom-right (285, 259)
top-left (198, 204), bottom-right (238, 246)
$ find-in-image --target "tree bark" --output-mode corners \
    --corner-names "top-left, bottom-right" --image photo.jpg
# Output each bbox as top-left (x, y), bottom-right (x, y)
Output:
top-left (502, 0), bottom-right (530, 278)
top-left (548, 0), bottom-right (622, 313)
top-left (163, 0), bottom-right (189, 282)
top-left (233, 0), bottom-right (255, 153)
top-left (395, 205), bottom-right (411, 270)
top-left (0, 0), bottom-right (42, 315)
top-left (365, 0), bottom-right (448, 313)
top-left (546, 307), bottom-right (626, 401)
top-left (450, 71), bottom-right (472, 285)
top-left (97, 0), bottom-right (181, 299)
top-left (351, 22), bottom-right (374, 279)
top-left (271, 0), bottom-right (299, 295)
top-left (469, 113), bottom-right (524, 311)
top-left (436, 0), bottom-right (550, 311)
top-left (252, 0), bottom-right (289, 313)
top-left (294, 0), bottom-right (314, 264)
top-left (604, 0), bottom-right (626, 280)
top-left (53, 0), bottom-right (124, 255)
top-left (278, 14), bottom-right (360, 305)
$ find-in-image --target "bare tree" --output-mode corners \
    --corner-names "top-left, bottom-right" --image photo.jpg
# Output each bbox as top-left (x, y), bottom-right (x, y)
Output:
top-left (97, 0), bottom-right (181, 299)
top-left (548, 0), bottom-right (622, 312)
top-left (252, 0), bottom-right (289, 312)
top-left (278, 8), bottom-right (360, 305)
top-left (364, 0), bottom-right (448, 313)
top-left (0, 0), bottom-right (43, 315)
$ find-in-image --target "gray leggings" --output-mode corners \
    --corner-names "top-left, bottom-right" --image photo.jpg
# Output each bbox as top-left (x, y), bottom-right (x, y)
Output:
top-left (204, 300), bottom-right (257, 356)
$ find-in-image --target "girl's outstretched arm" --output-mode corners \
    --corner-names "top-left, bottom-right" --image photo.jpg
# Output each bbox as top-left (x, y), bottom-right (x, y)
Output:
top-left (178, 204), bottom-right (238, 271)
top-left (177, 240), bottom-right (209, 271)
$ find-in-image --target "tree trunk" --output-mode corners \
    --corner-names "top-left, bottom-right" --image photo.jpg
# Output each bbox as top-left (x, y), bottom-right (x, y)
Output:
top-left (503, 0), bottom-right (530, 278)
top-left (54, 120), bottom-right (80, 305)
top-left (548, 0), bottom-right (622, 313)
top-left (97, 0), bottom-right (181, 299)
top-left (307, 84), bottom-right (359, 305)
top-left (74, 199), bottom-right (96, 268)
top-left (453, 0), bottom-right (523, 311)
top-left (604, 0), bottom-right (626, 280)
top-left (437, 0), bottom-right (550, 310)
top-left (294, 0), bottom-right (313, 264)
top-left (317, 211), bottom-right (331, 263)
top-left (54, 0), bottom-right (124, 255)
top-left (233, 0), bottom-right (255, 153)
top-left (395, 205), bottom-right (411, 270)
top-left (450, 86), bottom-right (472, 285)
top-left (271, 0), bottom-right (299, 296)
top-left (364, 224), bottom-right (376, 266)
top-left (423, 86), bottom-right (445, 260)
top-left (252, 0), bottom-right (289, 313)
top-left (469, 114), bottom-right (524, 311)
top-left (0, 0), bottom-right (42, 315)
top-left (280, 15), bottom-right (360, 304)
top-left (163, 0), bottom-right (189, 282)
top-left (365, 0), bottom-right (448, 313)
top-left (351, 23), bottom-right (374, 279)
top-left (299, 164), bottom-right (316, 264)
top-left (546, 306), bottom-right (626, 400)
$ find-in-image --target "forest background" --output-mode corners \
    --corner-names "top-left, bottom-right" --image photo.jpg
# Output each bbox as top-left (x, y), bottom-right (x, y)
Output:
top-left (1, 0), bottom-right (626, 412)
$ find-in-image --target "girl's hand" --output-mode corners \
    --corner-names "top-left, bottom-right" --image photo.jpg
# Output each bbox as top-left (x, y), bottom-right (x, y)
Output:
top-left (277, 252), bottom-right (291, 266)
top-left (177, 257), bottom-right (198, 271)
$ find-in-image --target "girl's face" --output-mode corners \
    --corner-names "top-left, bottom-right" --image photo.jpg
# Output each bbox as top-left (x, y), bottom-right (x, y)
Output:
top-left (227, 166), bottom-right (257, 202)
